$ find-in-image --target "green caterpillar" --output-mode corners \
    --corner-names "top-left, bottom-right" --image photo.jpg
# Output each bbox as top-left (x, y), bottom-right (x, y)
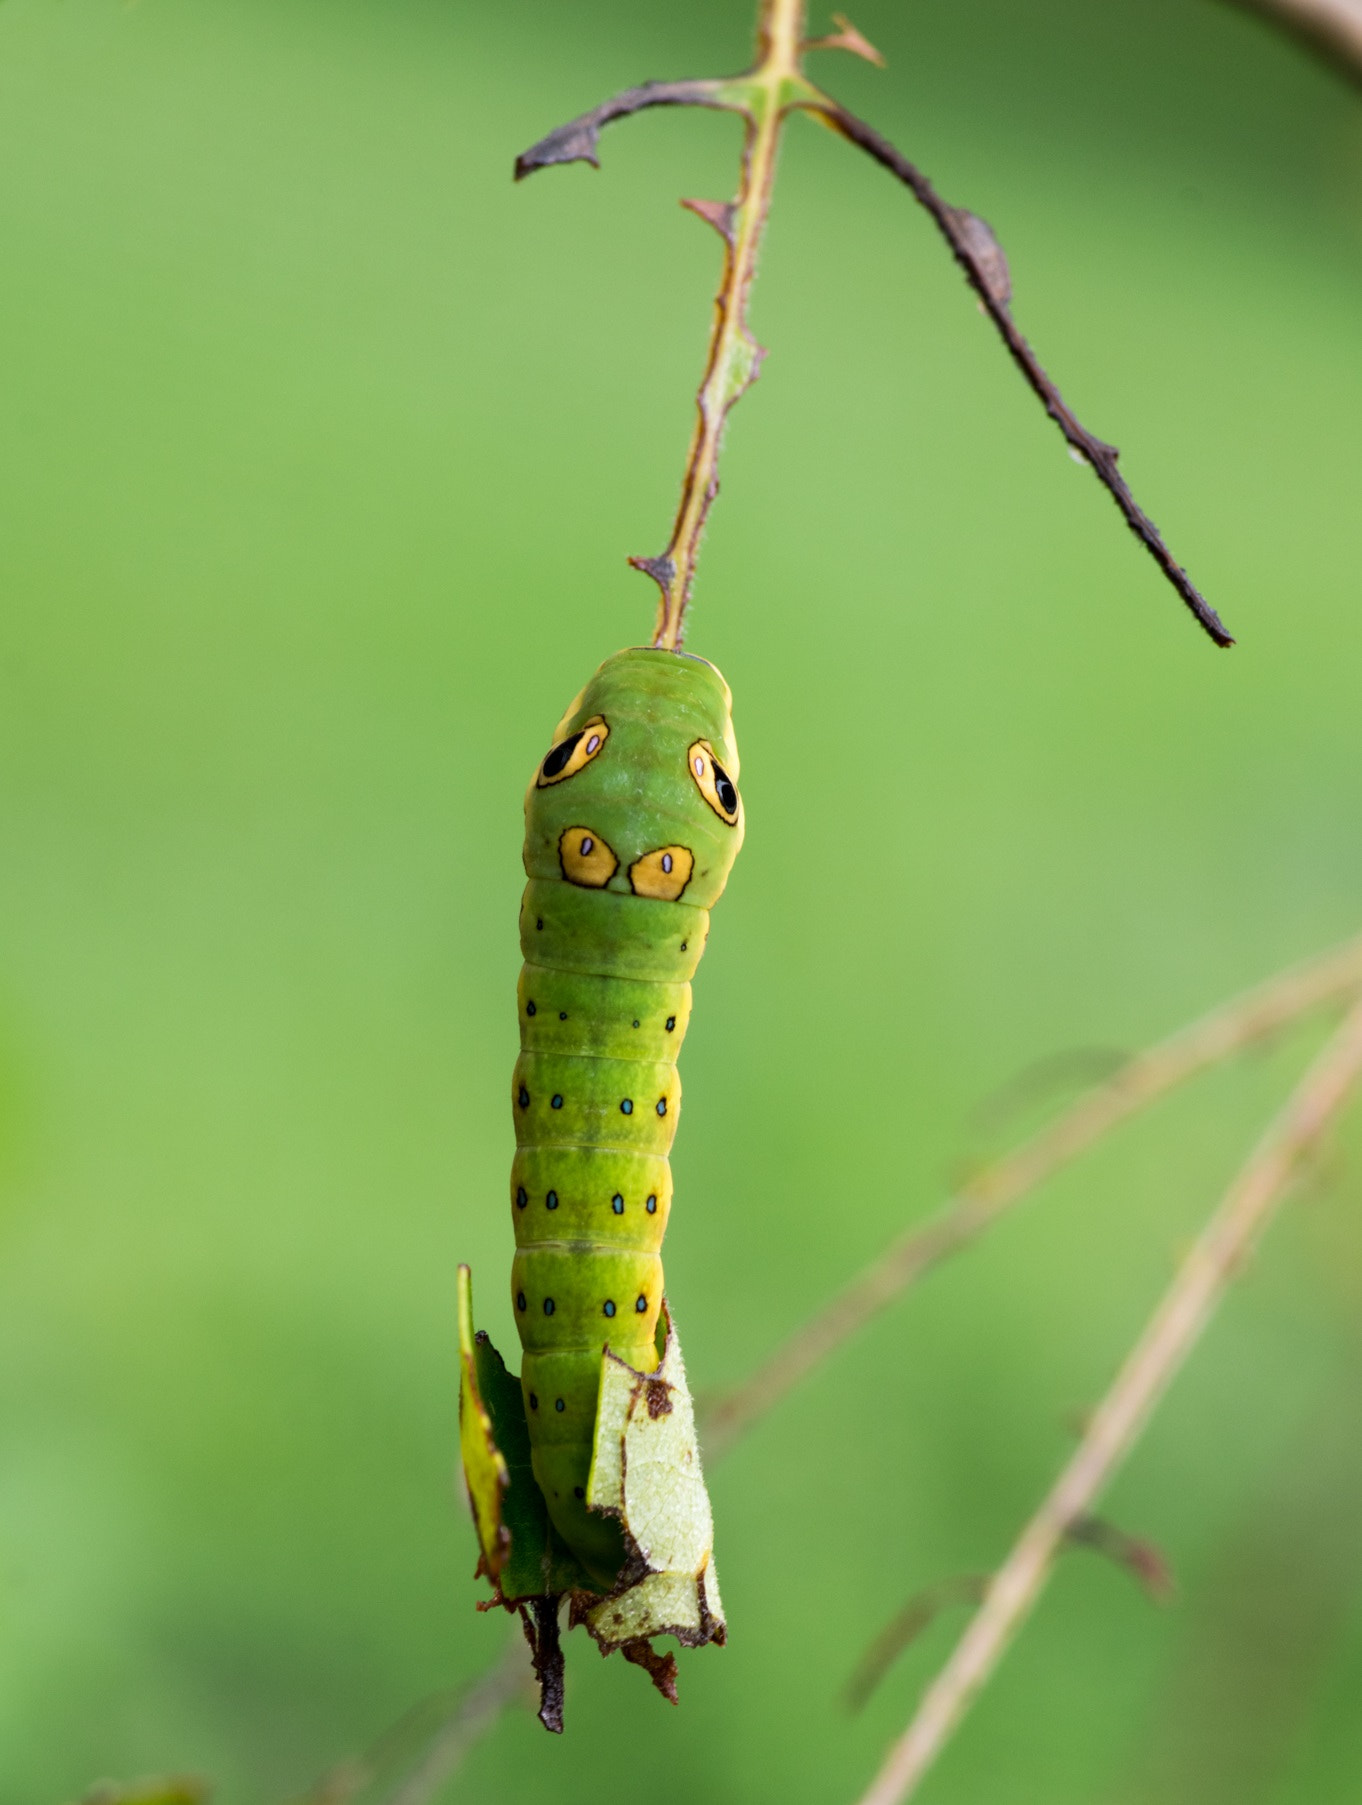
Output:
top-left (510, 645), bottom-right (743, 1586)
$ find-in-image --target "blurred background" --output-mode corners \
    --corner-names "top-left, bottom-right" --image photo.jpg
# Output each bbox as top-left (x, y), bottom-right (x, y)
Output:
top-left (1, 0), bottom-right (1361, 1799)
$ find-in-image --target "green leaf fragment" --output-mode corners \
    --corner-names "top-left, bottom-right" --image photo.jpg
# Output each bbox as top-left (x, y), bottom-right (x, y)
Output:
top-left (583, 1308), bottom-right (725, 1654)
top-left (457, 1265), bottom-right (594, 1602)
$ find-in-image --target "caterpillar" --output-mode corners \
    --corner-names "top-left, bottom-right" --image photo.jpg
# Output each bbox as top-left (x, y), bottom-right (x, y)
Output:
top-left (511, 644), bottom-right (743, 1587)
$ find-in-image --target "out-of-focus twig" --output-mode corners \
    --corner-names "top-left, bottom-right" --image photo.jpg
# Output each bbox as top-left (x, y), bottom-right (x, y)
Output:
top-left (852, 991), bottom-right (1362, 1805)
top-left (702, 931), bottom-right (1362, 1458)
top-left (1222, 0), bottom-right (1362, 85)
top-left (381, 1633), bottom-right (534, 1805)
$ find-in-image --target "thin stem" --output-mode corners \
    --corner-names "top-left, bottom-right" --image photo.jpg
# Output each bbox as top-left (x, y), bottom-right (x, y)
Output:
top-left (854, 992), bottom-right (1362, 1805)
top-left (702, 931), bottom-right (1362, 1457)
top-left (643, 0), bottom-right (807, 650)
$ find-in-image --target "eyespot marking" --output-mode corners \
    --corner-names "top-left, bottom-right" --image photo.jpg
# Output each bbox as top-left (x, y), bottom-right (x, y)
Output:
top-left (629, 843), bottom-right (695, 902)
top-left (526, 1000), bottom-right (536, 1016)
top-left (517, 1291), bottom-right (527, 1311)
top-left (611, 1194), bottom-right (624, 1214)
top-left (538, 715), bottom-right (610, 787)
top-left (603, 1300), bottom-right (616, 1318)
top-left (665, 1016), bottom-right (676, 1032)
top-left (646, 1194), bottom-right (658, 1213)
top-left (656, 1098), bottom-right (667, 1116)
top-left (546, 1190), bottom-right (558, 1210)
top-left (551, 1094), bottom-right (563, 1109)
top-left (635, 1295), bottom-right (647, 1313)
top-left (543, 1297), bottom-right (556, 1316)
top-left (516, 1186), bottom-right (527, 1209)
top-left (620, 1098), bottom-right (633, 1115)
top-left (518, 1086), bottom-right (529, 1109)
top-left (687, 737), bottom-right (740, 825)
top-left (559, 825), bottom-right (619, 888)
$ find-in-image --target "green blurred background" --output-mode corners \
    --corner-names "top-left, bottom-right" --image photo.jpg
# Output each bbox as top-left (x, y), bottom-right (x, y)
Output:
top-left (1, 0), bottom-right (1361, 1799)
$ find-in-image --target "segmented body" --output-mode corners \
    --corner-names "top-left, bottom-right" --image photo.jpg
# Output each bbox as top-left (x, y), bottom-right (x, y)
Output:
top-left (512, 647), bottom-right (743, 1586)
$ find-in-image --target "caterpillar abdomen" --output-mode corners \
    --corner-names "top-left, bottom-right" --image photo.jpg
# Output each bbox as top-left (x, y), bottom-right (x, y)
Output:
top-left (511, 648), bottom-right (743, 1588)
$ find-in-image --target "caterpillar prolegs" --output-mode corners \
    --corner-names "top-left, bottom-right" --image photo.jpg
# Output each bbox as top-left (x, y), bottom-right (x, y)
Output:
top-left (457, 646), bottom-right (743, 1712)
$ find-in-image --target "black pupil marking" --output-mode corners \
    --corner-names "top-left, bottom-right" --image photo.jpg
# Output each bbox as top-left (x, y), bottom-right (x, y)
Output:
top-left (518, 1086), bottom-right (529, 1108)
top-left (558, 1011), bottom-right (567, 1020)
top-left (612, 1194), bottom-right (624, 1214)
top-left (526, 1000), bottom-right (536, 1016)
top-left (604, 1300), bottom-right (616, 1317)
top-left (620, 1099), bottom-right (633, 1115)
top-left (551, 1094), bottom-right (563, 1109)
top-left (713, 759), bottom-right (738, 814)
top-left (555, 1397), bottom-right (565, 1411)
top-left (635, 1295), bottom-right (647, 1313)
top-left (656, 1098), bottom-right (667, 1116)
top-left (580, 836), bottom-right (593, 854)
top-left (632, 1019), bottom-right (640, 1028)
top-left (536, 918), bottom-right (544, 930)
top-left (541, 731), bottom-right (583, 779)
top-left (665, 1016), bottom-right (676, 1031)
top-left (529, 1392), bottom-right (538, 1409)
top-left (546, 1190), bottom-right (558, 1209)
top-left (574, 1484), bottom-right (585, 1498)
top-left (544, 1298), bottom-right (555, 1315)
top-left (646, 1194), bottom-right (657, 1213)
top-left (680, 941), bottom-right (688, 952)
top-left (517, 1291), bottom-right (526, 1311)
top-left (516, 1187), bottom-right (527, 1208)
top-left (662, 853), bottom-right (672, 873)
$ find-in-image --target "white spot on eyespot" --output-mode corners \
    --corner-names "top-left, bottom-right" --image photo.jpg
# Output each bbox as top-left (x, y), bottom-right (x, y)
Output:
top-left (581, 837), bottom-right (593, 854)
top-left (586, 735), bottom-right (600, 753)
top-left (661, 853), bottom-right (672, 873)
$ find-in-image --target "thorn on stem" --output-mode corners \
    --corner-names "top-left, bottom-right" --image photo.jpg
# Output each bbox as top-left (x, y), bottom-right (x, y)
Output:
top-left (681, 196), bottom-right (738, 244)
top-left (805, 13), bottom-right (887, 66)
top-left (1066, 1515), bottom-right (1178, 1604)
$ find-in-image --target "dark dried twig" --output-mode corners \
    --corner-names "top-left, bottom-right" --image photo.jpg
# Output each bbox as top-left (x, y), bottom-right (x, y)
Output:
top-left (515, 0), bottom-right (1231, 648)
top-left (799, 100), bottom-right (1232, 645)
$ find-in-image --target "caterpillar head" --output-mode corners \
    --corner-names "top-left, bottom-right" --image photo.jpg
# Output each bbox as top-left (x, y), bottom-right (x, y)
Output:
top-left (523, 647), bottom-right (744, 910)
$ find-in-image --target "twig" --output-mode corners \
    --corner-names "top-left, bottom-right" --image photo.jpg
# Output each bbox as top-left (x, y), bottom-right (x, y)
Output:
top-left (1221, 0), bottom-right (1362, 84)
top-left (702, 930), bottom-right (1362, 1457)
top-left (380, 1633), bottom-right (533, 1805)
top-left (853, 991), bottom-right (1362, 1805)
top-left (796, 97), bottom-right (1232, 645)
top-left (515, 2), bottom-right (1231, 650)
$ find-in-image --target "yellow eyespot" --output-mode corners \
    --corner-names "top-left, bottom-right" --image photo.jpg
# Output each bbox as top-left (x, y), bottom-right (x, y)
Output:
top-left (629, 845), bottom-right (694, 902)
top-left (687, 739), bottom-right (740, 826)
top-left (559, 826), bottom-right (618, 888)
top-left (537, 715), bottom-right (610, 787)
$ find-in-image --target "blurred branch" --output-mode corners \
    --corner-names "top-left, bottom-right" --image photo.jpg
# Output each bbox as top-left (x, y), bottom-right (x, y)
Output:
top-left (292, 1630), bottom-right (532, 1805)
top-left (1221, 0), bottom-right (1362, 84)
top-left (702, 930), bottom-right (1362, 1457)
top-left (852, 991), bottom-right (1362, 1805)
